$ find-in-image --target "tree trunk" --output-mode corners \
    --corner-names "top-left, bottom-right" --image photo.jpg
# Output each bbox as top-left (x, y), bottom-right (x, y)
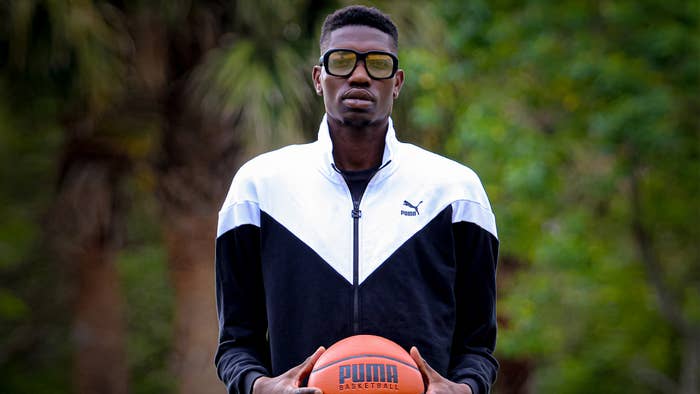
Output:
top-left (495, 256), bottom-right (533, 394)
top-left (629, 167), bottom-right (699, 394)
top-left (679, 334), bottom-right (700, 394)
top-left (156, 78), bottom-right (242, 393)
top-left (129, 2), bottom-right (240, 389)
top-left (49, 136), bottom-right (130, 394)
top-left (73, 245), bottom-right (128, 394)
top-left (164, 213), bottom-right (221, 394)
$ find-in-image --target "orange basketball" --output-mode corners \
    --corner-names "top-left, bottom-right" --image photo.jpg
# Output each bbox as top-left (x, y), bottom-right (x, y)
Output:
top-left (308, 335), bottom-right (424, 394)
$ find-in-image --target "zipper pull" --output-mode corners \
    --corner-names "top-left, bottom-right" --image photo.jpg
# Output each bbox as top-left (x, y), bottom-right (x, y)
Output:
top-left (351, 200), bottom-right (362, 219)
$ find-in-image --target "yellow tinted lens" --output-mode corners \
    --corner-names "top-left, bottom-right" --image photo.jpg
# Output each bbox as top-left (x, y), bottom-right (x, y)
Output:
top-left (366, 54), bottom-right (394, 78)
top-left (328, 51), bottom-right (356, 75)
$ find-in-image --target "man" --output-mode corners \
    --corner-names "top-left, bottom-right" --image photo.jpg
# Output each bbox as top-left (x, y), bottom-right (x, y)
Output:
top-left (215, 5), bottom-right (498, 394)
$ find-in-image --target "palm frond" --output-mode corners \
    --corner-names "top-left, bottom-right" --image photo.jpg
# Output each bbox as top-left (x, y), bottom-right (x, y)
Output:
top-left (190, 37), bottom-right (315, 153)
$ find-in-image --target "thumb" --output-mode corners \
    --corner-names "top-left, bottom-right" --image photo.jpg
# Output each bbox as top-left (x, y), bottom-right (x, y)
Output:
top-left (295, 346), bottom-right (326, 382)
top-left (410, 346), bottom-right (436, 387)
top-left (306, 346), bottom-right (326, 367)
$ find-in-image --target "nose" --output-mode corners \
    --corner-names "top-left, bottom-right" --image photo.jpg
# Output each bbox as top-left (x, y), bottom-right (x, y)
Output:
top-left (347, 59), bottom-right (371, 85)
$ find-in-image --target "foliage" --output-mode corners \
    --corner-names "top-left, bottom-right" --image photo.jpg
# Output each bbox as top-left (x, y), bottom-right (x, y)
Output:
top-left (402, 0), bottom-right (699, 392)
top-left (189, 0), bottom-right (324, 155)
top-left (0, 30), bottom-right (70, 391)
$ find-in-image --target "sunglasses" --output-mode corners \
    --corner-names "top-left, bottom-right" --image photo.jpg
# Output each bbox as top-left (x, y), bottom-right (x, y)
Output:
top-left (319, 49), bottom-right (399, 80)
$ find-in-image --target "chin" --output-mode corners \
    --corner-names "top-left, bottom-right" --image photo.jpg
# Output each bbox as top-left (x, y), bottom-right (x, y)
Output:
top-left (338, 111), bottom-right (378, 128)
top-left (340, 118), bottom-right (373, 128)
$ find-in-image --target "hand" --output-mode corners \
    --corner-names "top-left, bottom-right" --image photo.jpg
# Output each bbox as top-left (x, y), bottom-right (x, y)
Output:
top-left (410, 347), bottom-right (473, 394)
top-left (252, 347), bottom-right (326, 394)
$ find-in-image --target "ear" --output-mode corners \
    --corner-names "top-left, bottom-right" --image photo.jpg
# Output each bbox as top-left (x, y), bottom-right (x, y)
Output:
top-left (312, 65), bottom-right (323, 96)
top-left (393, 69), bottom-right (405, 99)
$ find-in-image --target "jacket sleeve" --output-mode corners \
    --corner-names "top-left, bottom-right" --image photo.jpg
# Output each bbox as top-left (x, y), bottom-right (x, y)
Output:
top-left (215, 222), bottom-right (271, 394)
top-left (448, 220), bottom-right (499, 394)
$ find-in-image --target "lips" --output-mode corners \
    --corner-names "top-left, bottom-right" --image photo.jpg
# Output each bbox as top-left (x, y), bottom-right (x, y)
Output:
top-left (341, 89), bottom-right (375, 110)
top-left (342, 89), bottom-right (375, 102)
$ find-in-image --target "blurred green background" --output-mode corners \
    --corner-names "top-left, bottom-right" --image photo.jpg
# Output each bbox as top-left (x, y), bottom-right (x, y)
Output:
top-left (1, 0), bottom-right (698, 393)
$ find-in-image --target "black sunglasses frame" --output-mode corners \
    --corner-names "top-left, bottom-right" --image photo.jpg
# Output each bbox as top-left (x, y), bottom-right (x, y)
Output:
top-left (319, 49), bottom-right (399, 80)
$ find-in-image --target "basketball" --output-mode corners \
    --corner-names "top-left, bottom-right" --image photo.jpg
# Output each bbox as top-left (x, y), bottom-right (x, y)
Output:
top-left (308, 335), bottom-right (424, 394)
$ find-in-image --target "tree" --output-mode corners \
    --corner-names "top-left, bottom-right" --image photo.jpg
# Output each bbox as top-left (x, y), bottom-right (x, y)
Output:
top-left (409, 0), bottom-right (699, 392)
top-left (2, 1), bottom-right (333, 391)
top-left (146, 1), bottom-right (327, 391)
top-left (2, 1), bottom-right (139, 392)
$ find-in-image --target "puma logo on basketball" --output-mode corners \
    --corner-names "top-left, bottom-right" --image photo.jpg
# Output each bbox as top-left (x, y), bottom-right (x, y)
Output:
top-left (338, 363), bottom-right (399, 391)
top-left (401, 200), bottom-right (423, 216)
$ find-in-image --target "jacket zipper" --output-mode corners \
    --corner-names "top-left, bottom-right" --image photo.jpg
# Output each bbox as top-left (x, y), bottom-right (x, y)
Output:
top-left (333, 161), bottom-right (391, 333)
top-left (351, 199), bottom-right (361, 332)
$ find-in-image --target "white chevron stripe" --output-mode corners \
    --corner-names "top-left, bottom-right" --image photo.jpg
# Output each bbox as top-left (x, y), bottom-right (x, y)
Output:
top-left (217, 120), bottom-right (497, 285)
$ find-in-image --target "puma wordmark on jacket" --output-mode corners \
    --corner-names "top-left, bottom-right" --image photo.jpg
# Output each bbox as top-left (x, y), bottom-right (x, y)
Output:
top-left (215, 116), bottom-right (499, 394)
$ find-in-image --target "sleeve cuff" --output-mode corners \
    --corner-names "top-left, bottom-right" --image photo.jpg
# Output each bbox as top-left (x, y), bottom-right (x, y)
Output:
top-left (462, 378), bottom-right (480, 394)
top-left (244, 370), bottom-right (267, 394)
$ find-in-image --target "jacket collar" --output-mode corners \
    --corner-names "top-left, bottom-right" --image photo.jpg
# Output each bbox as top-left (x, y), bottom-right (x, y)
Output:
top-left (316, 114), bottom-right (400, 184)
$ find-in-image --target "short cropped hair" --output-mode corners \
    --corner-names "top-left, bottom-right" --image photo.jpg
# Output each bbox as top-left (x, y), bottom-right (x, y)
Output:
top-left (320, 5), bottom-right (398, 53)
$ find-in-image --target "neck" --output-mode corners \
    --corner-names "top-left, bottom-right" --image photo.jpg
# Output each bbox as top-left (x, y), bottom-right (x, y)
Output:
top-left (328, 116), bottom-right (388, 171)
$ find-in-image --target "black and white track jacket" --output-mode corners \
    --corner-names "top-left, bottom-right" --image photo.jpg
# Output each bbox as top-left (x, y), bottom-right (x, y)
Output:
top-left (215, 116), bottom-right (499, 394)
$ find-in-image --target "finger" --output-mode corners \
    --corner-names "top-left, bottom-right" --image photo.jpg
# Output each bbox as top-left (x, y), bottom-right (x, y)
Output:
top-left (302, 346), bottom-right (326, 372)
top-left (295, 346), bottom-right (326, 383)
top-left (308, 346), bottom-right (326, 365)
top-left (288, 346), bottom-right (326, 375)
top-left (410, 346), bottom-right (436, 385)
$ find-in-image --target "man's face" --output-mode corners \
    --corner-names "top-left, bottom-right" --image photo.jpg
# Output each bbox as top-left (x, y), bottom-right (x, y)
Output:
top-left (313, 25), bottom-right (404, 128)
